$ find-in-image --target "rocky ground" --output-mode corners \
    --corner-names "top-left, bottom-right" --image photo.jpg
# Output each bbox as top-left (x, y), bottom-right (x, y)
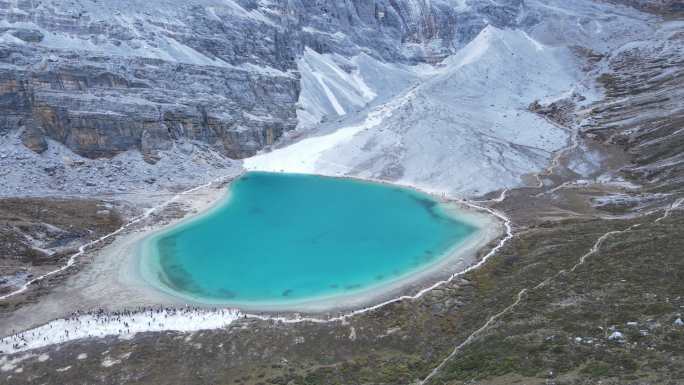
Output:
top-left (0, 3), bottom-right (683, 385)
top-left (0, 197), bottom-right (125, 299)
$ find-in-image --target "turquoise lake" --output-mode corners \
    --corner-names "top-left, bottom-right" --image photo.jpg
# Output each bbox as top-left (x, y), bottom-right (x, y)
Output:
top-left (141, 172), bottom-right (478, 305)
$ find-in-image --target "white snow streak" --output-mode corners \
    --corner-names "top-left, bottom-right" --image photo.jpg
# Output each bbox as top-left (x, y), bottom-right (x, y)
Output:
top-left (313, 71), bottom-right (347, 115)
top-left (655, 198), bottom-right (684, 223)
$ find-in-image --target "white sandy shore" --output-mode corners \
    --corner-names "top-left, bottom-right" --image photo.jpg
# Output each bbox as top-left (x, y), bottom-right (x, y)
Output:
top-left (0, 179), bottom-right (235, 337)
top-left (0, 174), bottom-right (508, 355)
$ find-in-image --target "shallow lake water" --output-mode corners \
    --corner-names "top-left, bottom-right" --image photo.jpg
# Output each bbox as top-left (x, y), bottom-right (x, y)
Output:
top-left (140, 172), bottom-right (478, 306)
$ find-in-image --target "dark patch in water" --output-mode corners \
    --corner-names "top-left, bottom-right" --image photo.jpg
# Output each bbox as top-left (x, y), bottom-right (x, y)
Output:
top-left (248, 207), bottom-right (263, 215)
top-left (157, 272), bottom-right (175, 290)
top-left (157, 236), bottom-right (178, 257)
top-left (413, 196), bottom-right (436, 209)
top-left (310, 231), bottom-right (330, 244)
top-left (158, 236), bottom-right (206, 296)
top-left (411, 196), bottom-right (444, 220)
top-left (329, 284), bottom-right (339, 289)
top-left (282, 289), bottom-right (293, 297)
top-left (217, 289), bottom-right (237, 299)
top-left (345, 284), bottom-right (361, 290)
top-left (375, 274), bottom-right (384, 281)
top-left (159, 257), bottom-right (204, 295)
top-left (412, 195), bottom-right (468, 228)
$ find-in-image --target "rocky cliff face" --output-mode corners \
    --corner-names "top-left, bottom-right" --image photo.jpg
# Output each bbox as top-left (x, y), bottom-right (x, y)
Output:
top-left (599, 0), bottom-right (684, 14)
top-left (0, 0), bottom-right (529, 161)
top-left (0, 0), bottom-right (303, 161)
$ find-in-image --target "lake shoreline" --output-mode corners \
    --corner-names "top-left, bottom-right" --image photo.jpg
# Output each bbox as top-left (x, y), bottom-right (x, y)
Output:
top-left (0, 172), bottom-right (504, 338)
top-left (131, 172), bottom-right (504, 313)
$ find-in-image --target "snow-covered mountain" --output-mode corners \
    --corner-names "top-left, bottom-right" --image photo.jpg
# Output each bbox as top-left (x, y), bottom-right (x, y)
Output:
top-left (0, 0), bottom-right (526, 160)
top-left (0, 0), bottom-right (658, 197)
top-left (246, 1), bottom-right (655, 196)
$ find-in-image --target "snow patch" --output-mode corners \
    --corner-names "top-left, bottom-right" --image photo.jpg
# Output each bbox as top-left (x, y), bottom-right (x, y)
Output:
top-left (0, 353), bottom-right (34, 372)
top-left (608, 331), bottom-right (625, 341)
top-left (0, 308), bottom-right (241, 354)
top-left (245, 86), bottom-right (416, 174)
top-left (296, 48), bottom-right (379, 129)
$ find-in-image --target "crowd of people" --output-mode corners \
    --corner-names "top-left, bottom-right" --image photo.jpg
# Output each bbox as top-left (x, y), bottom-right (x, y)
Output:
top-left (1, 306), bottom-right (241, 354)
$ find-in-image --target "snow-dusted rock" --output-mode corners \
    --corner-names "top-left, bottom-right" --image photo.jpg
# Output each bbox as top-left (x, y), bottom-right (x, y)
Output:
top-left (608, 331), bottom-right (625, 341)
top-left (247, 26), bottom-right (582, 196)
top-left (0, 0), bottom-right (658, 197)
